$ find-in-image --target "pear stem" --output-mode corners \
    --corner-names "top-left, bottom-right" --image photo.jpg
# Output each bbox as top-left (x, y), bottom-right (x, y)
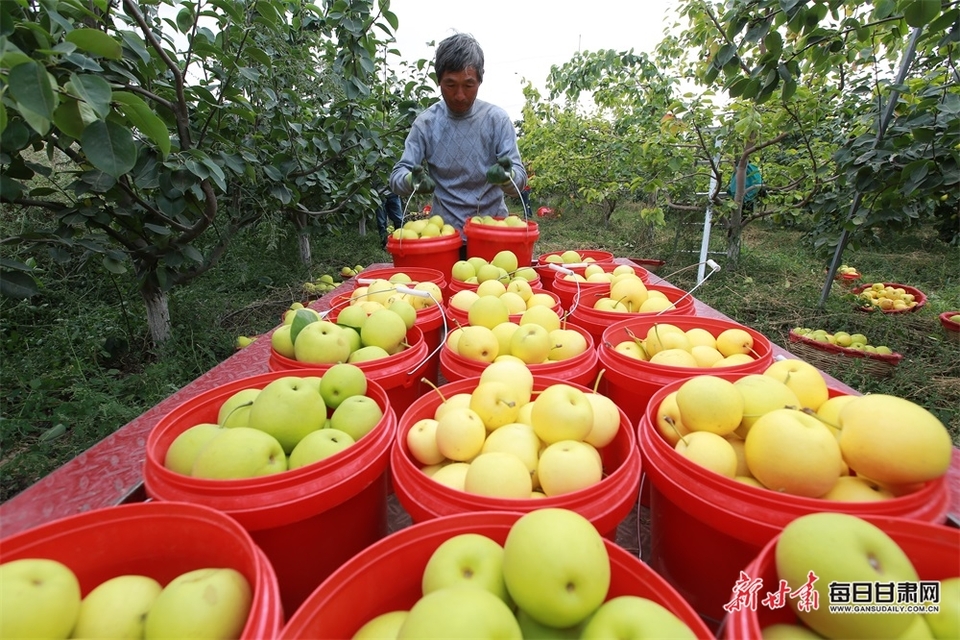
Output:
top-left (800, 407), bottom-right (840, 431)
top-left (222, 400), bottom-right (255, 424)
top-left (664, 416), bottom-right (689, 447)
top-left (420, 377), bottom-right (448, 404)
top-left (593, 368), bottom-right (606, 394)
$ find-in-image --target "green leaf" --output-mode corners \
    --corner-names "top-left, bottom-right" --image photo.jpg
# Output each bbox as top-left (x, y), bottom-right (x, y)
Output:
top-left (715, 43), bottom-right (737, 67)
top-left (8, 60), bottom-right (58, 121)
top-left (18, 106), bottom-right (51, 136)
top-left (176, 7), bottom-right (195, 33)
top-left (181, 245), bottom-right (203, 264)
top-left (290, 308), bottom-right (318, 344)
top-left (873, 0), bottom-right (897, 20)
top-left (781, 77), bottom-right (797, 101)
top-left (780, 0), bottom-right (804, 13)
top-left (903, 0), bottom-right (939, 27)
top-left (704, 64), bottom-right (720, 85)
top-left (65, 28), bottom-right (121, 59)
top-left (763, 31), bottom-right (783, 58)
top-left (382, 9), bottom-right (399, 30)
top-left (246, 46), bottom-right (271, 67)
top-left (112, 91), bottom-right (171, 156)
top-left (69, 73), bottom-right (112, 119)
top-left (53, 100), bottom-right (87, 139)
top-left (0, 270), bottom-right (38, 299)
top-left (728, 77), bottom-right (750, 98)
top-left (144, 223), bottom-right (172, 235)
top-left (938, 93), bottom-right (960, 116)
top-left (102, 256), bottom-right (127, 274)
top-left (0, 174), bottom-right (23, 201)
top-left (80, 119), bottom-right (137, 178)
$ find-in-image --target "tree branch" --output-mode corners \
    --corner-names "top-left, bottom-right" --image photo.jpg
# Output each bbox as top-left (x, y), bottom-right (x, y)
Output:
top-left (741, 131), bottom-right (788, 159)
top-left (122, 0), bottom-right (192, 148)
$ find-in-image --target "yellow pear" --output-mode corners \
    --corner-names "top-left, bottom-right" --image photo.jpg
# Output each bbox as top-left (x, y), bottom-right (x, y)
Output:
top-left (838, 394), bottom-right (952, 486)
top-left (675, 375), bottom-right (744, 436)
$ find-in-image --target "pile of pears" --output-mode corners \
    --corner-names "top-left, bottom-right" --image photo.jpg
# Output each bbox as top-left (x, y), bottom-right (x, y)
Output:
top-left (0, 558), bottom-right (252, 640)
top-left (856, 282), bottom-right (921, 312)
top-left (392, 215), bottom-right (458, 239)
top-left (654, 360), bottom-right (953, 501)
top-left (466, 214), bottom-right (529, 228)
top-left (301, 265), bottom-right (364, 297)
top-left (406, 361), bottom-right (622, 500)
top-left (791, 327), bottom-right (894, 355)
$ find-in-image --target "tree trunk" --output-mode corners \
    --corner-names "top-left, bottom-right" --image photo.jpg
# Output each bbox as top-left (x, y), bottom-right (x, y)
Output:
top-left (141, 283), bottom-right (171, 344)
top-left (294, 210), bottom-right (311, 265)
top-left (726, 159), bottom-right (748, 266)
top-left (298, 231), bottom-right (312, 265)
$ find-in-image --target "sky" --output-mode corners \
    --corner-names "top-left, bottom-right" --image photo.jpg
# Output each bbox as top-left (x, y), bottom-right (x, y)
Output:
top-left (385, 0), bottom-right (675, 121)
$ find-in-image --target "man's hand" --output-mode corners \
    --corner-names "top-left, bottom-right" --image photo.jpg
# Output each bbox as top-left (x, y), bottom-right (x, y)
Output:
top-left (485, 157), bottom-right (514, 185)
top-left (405, 166), bottom-right (435, 193)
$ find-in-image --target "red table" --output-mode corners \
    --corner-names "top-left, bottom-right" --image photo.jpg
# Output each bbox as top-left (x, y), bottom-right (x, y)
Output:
top-left (2, 262), bottom-right (958, 537)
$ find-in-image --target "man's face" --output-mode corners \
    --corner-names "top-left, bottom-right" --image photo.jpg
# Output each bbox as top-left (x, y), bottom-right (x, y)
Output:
top-left (439, 68), bottom-right (480, 115)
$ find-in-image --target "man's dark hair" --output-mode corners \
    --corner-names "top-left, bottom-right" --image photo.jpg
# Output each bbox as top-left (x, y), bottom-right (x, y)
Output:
top-left (435, 32), bottom-right (485, 83)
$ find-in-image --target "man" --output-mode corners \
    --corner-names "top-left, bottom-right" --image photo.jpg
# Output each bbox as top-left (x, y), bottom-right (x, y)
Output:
top-left (375, 191), bottom-right (403, 247)
top-left (389, 33), bottom-right (527, 242)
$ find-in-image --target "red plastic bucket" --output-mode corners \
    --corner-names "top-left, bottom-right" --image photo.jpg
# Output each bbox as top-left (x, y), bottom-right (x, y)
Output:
top-left (0, 501), bottom-right (283, 640)
top-left (268, 324), bottom-right (431, 417)
top-left (463, 217), bottom-right (540, 267)
top-left (390, 376), bottom-right (642, 541)
top-left (598, 315), bottom-right (774, 426)
top-left (143, 371), bottom-right (398, 618)
top-left (386, 234), bottom-right (462, 291)
top-left (280, 511), bottom-right (714, 639)
top-left (550, 263), bottom-right (652, 310)
top-left (722, 515), bottom-right (960, 639)
top-left (638, 375), bottom-right (951, 628)
top-left (439, 321), bottom-right (600, 388)
top-left (535, 250), bottom-right (618, 291)
top-left (568, 283), bottom-right (697, 345)
top-left (445, 290), bottom-right (563, 329)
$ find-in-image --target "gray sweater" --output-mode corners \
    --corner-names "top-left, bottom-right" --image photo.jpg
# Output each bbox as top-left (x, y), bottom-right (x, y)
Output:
top-left (389, 99), bottom-right (527, 233)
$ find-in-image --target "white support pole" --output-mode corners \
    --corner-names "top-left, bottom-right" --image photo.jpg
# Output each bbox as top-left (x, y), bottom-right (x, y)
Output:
top-left (697, 154), bottom-right (721, 285)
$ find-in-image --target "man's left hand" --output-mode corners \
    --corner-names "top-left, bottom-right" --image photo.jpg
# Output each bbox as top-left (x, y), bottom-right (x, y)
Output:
top-left (486, 157), bottom-right (514, 185)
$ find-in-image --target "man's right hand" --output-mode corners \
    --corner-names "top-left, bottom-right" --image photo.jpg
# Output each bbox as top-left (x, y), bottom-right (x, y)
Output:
top-left (406, 166), bottom-right (435, 194)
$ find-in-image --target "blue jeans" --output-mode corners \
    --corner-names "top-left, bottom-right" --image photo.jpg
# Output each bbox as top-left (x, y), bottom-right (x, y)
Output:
top-left (377, 193), bottom-right (403, 242)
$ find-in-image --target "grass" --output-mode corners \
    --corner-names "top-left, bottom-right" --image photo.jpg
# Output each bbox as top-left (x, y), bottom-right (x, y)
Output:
top-left (1, 203), bottom-right (958, 503)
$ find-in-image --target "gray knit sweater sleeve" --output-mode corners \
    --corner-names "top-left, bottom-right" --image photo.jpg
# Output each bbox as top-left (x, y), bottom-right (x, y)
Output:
top-left (390, 99), bottom-right (527, 232)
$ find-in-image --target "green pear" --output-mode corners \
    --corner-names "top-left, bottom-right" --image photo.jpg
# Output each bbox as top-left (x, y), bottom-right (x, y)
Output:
top-left (164, 423), bottom-right (225, 475)
top-left (360, 309), bottom-right (407, 353)
top-left (329, 395), bottom-right (383, 441)
top-left (319, 363), bottom-right (368, 410)
top-left (775, 512), bottom-right (919, 639)
top-left (72, 574), bottom-right (162, 639)
top-left (0, 558), bottom-right (81, 640)
top-left (190, 427), bottom-right (287, 479)
top-left (247, 376), bottom-right (328, 453)
top-left (217, 388), bottom-right (261, 428)
top-left (144, 568), bottom-right (252, 640)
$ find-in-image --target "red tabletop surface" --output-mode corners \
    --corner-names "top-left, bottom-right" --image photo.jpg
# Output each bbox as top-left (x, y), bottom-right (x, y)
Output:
top-left (2, 261), bottom-right (957, 538)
